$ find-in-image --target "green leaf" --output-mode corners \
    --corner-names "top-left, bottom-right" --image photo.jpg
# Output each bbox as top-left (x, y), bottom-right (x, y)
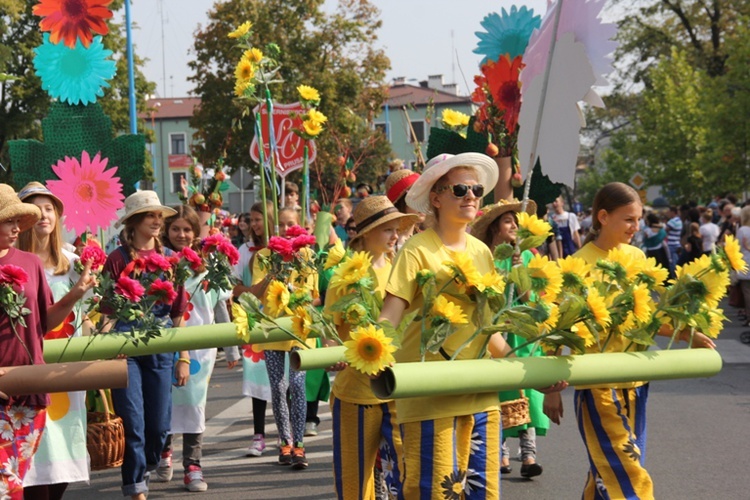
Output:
top-left (518, 235), bottom-right (548, 252)
top-left (509, 266), bottom-right (531, 295)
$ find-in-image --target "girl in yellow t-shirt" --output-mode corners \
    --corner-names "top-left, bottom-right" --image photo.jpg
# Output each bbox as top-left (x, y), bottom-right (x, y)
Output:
top-left (325, 196), bottom-right (419, 500)
top-left (545, 182), bottom-right (715, 500)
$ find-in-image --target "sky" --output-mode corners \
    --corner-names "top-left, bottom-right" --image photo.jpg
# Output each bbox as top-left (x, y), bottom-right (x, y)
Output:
top-left (123, 0), bottom-right (549, 98)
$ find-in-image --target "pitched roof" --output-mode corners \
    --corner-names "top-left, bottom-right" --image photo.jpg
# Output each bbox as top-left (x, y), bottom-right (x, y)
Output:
top-left (384, 84), bottom-right (471, 108)
top-left (140, 97), bottom-right (200, 120)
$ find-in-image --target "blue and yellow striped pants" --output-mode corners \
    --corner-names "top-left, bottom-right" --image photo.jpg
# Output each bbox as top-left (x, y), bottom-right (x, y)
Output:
top-left (331, 396), bottom-right (403, 500)
top-left (399, 410), bottom-right (501, 500)
top-left (575, 385), bottom-right (653, 500)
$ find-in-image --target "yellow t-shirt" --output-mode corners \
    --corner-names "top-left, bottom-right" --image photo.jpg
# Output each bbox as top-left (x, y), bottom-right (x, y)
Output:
top-left (327, 262), bottom-right (392, 405)
top-left (252, 247), bottom-right (319, 351)
top-left (575, 241), bottom-right (647, 389)
top-left (385, 228), bottom-right (500, 424)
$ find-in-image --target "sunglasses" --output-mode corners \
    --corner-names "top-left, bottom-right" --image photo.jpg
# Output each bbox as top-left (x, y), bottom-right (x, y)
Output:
top-left (436, 183), bottom-right (485, 199)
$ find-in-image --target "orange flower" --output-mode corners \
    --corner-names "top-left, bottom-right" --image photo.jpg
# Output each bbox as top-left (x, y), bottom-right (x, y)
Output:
top-left (33, 0), bottom-right (113, 49)
top-left (482, 54), bottom-right (524, 133)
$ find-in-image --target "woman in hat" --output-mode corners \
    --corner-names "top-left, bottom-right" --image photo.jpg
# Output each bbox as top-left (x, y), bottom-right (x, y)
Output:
top-left (384, 169), bottom-right (423, 251)
top-left (0, 184), bottom-right (94, 500)
top-left (377, 153), bottom-right (509, 498)
top-left (99, 190), bottom-right (190, 500)
top-left (16, 182), bottom-right (91, 498)
top-left (471, 198), bottom-right (550, 479)
top-left (325, 195), bottom-right (419, 499)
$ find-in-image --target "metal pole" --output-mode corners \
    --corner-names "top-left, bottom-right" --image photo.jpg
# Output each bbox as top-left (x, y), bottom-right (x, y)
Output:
top-left (254, 112), bottom-right (270, 242)
top-left (125, 0), bottom-right (137, 135)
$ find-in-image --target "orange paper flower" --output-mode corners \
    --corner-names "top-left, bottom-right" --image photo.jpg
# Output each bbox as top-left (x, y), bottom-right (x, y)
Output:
top-left (33, 0), bottom-right (113, 49)
top-left (483, 54), bottom-right (524, 134)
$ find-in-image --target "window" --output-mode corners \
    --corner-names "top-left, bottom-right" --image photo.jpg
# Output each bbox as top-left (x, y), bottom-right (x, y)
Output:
top-left (408, 121), bottom-right (425, 143)
top-left (170, 133), bottom-right (186, 155)
top-left (171, 171), bottom-right (186, 194)
top-left (374, 122), bottom-right (390, 141)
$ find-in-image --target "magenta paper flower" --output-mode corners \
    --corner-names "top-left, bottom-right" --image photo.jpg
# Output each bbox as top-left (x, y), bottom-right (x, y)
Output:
top-left (148, 279), bottom-right (178, 305)
top-left (115, 276), bottom-right (145, 303)
top-left (179, 247), bottom-right (203, 272)
top-left (0, 265), bottom-right (29, 287)
top-left (218, 240), bottom-right (240, 265)
top-left (47, 150), bottom-right (125, 234)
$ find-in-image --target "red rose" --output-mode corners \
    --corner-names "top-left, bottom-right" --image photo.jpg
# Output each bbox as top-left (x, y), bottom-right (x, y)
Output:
top-left (284, 225), bottom-right (307, 238)
top-left (144, 253), bottom-right (172, 273)
top-left (202, 234), bottom-right (225, 251)
top-left (147, 279), bottom-right (178, 305)
top-left (217, 240), bottom-right (240, 266)
top-left (0, 265), bottom-right (29, 287)
top-left (115, 276), bottom-right (145, 303)
top-left (179, 247), bottom-right (204, 272)
top-left (291, 234), bottom-right (316, 251)
top-left (79, 243), bottom-right (107, 271)
top-left (268, 236), bottom-right (294, 259)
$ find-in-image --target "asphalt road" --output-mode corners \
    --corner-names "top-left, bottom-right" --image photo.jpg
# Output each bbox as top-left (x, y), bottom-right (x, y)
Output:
top-left (68, 312), bottom-right (750, 499)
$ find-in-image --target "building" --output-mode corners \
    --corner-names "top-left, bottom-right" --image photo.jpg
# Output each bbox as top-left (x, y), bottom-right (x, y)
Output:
top-left (373, 75), bottom-right (474, 168)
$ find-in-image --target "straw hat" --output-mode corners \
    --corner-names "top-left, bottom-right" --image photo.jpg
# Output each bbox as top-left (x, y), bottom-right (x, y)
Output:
top-left (348, 196), bottom-right (420, 247)
top-left (405, 153), bottom-right (498, 214)
top-left (385, 169), bottom-right (420, 204)
top-left (115, 190), bottom-right (177, 227)
top-left (0, 184), bottom-right (41, 232)
top-left (18, 181), bottom-right (64, 215)
top-left (470, 198), bottom-right (537, 244)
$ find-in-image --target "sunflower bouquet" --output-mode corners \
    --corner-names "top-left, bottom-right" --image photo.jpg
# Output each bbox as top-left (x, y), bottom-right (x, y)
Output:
top-left (291, 85), bottom-right (327, 140)
top-left (229, 21), bottom-right (283, 106)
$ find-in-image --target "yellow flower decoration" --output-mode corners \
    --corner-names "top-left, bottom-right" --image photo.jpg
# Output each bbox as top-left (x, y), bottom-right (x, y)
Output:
top-left (632, 284), bottom-right (652, 323)
top-left (228, 21), bottom-right (252, 39)
top-left (307, 108), bottom-right (328, 124)
top-left (343, 324), bottom-right (397, 375)
top-left (441, 108), bottom-right (470, 128)
top-left (291, 306), bottom-right (312, 341)
top-left (234, 58), bottom-right (255, 81)
top-left (232, 302), bottom-right (250, 342)
top-left (431, 295), bottom-right (468, 324)
top-left (234, 79), bottom-right (252, 97)
top-left (704, 308), bottom-right (724, 338)
top-left (324, 239), bottom-right (346, 270)
top-left (297, 84), bottom-right (320, 102)
top-left (572, 322), bottom-right (596, 347)
top-left (302, 119), bottom-right (323, 137)
top-left (476, 271), bottom-right (506, 295)
top-left (527, 254), bottom-right (563, 302)
top-left (676, 255), bottom-right (729, 309)
top-left (345, 303), bottom-right (368, 326)
top-left (557, 256), bottom-right (589, 289)
top-left (517, 212), bottom-right (552, 237)
top-left (539, 304), bottom-right (560, 333)
top-left (444, 253), bottom-right (482, 289)
top-left (265, 280), bottom-right (291, 317)
top-left (636, 257), bottom-right (669, 286)
top-left (605, 246), bottom-right (641, 280)
top-left (723, 235), bottom-right (748, 273)
top-left (329, 251), bottom-right (372, 290)
top-left (586, 288), bottom-right (611, 328)
top-left (243, 47), bottom-right (264, 63)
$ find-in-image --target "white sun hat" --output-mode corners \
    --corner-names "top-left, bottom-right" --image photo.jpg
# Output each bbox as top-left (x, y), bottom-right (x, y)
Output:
top-left (405, 153), bottom-right (498, 214)
top-left (115, 190), bottom-right (177, 227)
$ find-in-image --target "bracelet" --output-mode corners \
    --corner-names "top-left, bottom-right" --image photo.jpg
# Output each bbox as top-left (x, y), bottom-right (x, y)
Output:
top-left (177, 357), bottom-right (191, 365)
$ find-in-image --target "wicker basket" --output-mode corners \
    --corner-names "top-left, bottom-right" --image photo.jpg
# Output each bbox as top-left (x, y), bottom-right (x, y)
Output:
top-left (87, 389), bottom-right (125, 471)
top-left (500, 390), bottom-right (531, 429)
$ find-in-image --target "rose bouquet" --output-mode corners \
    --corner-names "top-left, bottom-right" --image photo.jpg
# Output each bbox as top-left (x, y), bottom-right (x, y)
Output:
top-left (199, 233), bottom-right (240, 294)
top-left (256, 225), bottom-right (319, 287)
top-left (0, 264), bottom-right (33, 360)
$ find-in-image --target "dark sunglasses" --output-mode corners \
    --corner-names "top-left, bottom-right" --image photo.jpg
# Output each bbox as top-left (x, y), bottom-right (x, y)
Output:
top-left (436, 183), bottom-right (485, 199)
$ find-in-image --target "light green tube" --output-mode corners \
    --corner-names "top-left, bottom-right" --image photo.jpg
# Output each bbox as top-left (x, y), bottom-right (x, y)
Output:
top-left (314, 211), bottom-right (335, 248)
top-left (370, 349), bottom-right (723, 399)
top-left (290, 345), bottom-right (346, 371)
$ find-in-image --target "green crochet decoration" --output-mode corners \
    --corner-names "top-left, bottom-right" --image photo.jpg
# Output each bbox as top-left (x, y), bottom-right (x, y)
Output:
top-left (8, 102), bottom-right (145, 196)
top-left (514, 158), bottom-right (564, 216)
top-left (425, 117), bottom-right (489, 161)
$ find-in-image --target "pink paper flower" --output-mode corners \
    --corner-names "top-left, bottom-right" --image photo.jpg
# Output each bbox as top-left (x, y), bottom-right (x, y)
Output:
top-left (291, 234), bottom-right (316, 251)
top-left (47, 151), bottom-right (125, 234)
top-left (268, 236), bottom-right (294, 259)
top-left (202, 234), bottom-right (225, 251)
top-left (147, 279), bottom-right (178, 305)
top-left (0, 265), bottom-right (29, 288)
top-left (217, 240), bottom-right (240, 266)
top-left (79, 242), bottom-right (107, 271)
top-left (144, 253), bottom-right (172, 273)
top-left (179, 247), bottom-right (203, 272)
top-left (115, 276), bottom-right (145, 303)
top-left (284, 225), bottom-right (308, 238)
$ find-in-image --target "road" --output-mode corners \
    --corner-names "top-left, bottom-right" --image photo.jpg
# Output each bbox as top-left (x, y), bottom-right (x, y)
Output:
top-left (69, 313), bottom-right (750, 499)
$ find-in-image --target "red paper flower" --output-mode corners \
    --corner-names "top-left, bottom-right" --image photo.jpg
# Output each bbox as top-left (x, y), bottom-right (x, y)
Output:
top-left (202, 234), bottom-right (225, 251)
top-left (243, 344), bottom-right (264, 363)
top-left (179, 247), bottom-right (204, 272)
top-left (33, 0), bottom-right (113, 49)
top-left (284, 225), bottom-right (307, 238)
top-left (217, 240), bottom-right (240, 266)
top-left (79, 242), bottom-right (106, 271)
top-left (0, 265), bottom-right (29, 288)
top-left (46, 310), bottom-right (76, 339)
top-left (482, 55), bottom-right (524, 134)
top-left (183, 302), bottom-right (195, 321)
top-left (268, 236), bottom-right (294, 260)
top-left (144, 253), bottom-right (172, 273)
top-left (148, 279), bottom-right (178, 305)
top-left (115, 275), bottom-right (145, 303)
top-left (291, 234), bottom-right (316, 251)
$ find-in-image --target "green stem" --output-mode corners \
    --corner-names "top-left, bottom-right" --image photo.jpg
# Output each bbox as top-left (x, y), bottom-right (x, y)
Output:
top-left (254, 112), bottom-right (270, 242)
top-left (265, 88), bottom-right (279, 233)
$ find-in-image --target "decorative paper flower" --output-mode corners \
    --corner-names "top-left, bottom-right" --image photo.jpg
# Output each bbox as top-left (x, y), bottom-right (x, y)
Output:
top-left (297, 84), bottom-right (320, 103)
top-left (343, 324), bottom-right (397, 376)
top-left (267, 236), bottom-right (294, 260)
top-left (444, 253), bottom-right (482, 290)
top-left (344, 303), bottom-right (368, 326)
top-left (147, 279), bottom-right (178, 305)
top-left (557, 256), bottom-right (589, 290)
top-left (201, 234), bottom-right (225, 251)
top-left (33, 34), bottom-right (116, 105)
top-left (228, 21), bottom-right (252, 39)
top-left (572, 321), bottom-right (596, 347)
top-left (234, 58), bottom-right (255, 82)
top-left (676, 255), bottom-right (728, 309)
top-left (115, 276), bottom-right (145, 303)
top-left (473, 5), bottom-right (541, 64)
top-left (306, 109), bottom-right (328, 124)
top-left (232, 302), bottom-right (251, 342)
top-left (631, 284), bottom-right (652, 323)
top-left (234, 79), bottom-right (253, 97)
top-left (527, 254), bottom-right (563, 303)
top-left (482, 55), bottom-right (524, 134)
top-left (78, 242), bottom-right (106, 271)
top-left (243, 47), bottom-right (263, 63)
top-left (539, 304), bottom-right (560, 333)
top-left (179, 247), bottom-right (203, 272)
top-left (218, 240), bottom-right (240, 266)
top-left (517, 212), bottom-right (551, 238)
top-left (324, 240), bottom-right (346, 270)
top-left (722, 235), bottom-right (747, 273)
top-left (265, 280), bottom-right (291, 317)
top-left (47, 150), bottom-right (124, 234)
top-left (302, 119), bottom-right (323, 137)
top-left (284, 225), bottom-right (308, 238)
top-left (144, 253), bottom-right (172, 273)
top-left (431, 295), bottom-right (468, 325)
top-left (329, 251), bottom-right (372, 290)
top-left (441, 109), bottom-right (470, 131)
top-left (635, 257), bottom-right (669, 287)
top-left (291, 306), bottom-right (312, 341)
top-left (33, 0), bottom-right (113, 49)
top-left (586, 288), bottom-right (611, 328)
top-left (0, 265), bottom-right (29, 288)
top-left (291, 234), bottom-right (316, 251)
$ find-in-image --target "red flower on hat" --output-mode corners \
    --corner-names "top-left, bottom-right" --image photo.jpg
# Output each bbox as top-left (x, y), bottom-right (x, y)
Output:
top-left (115, 276), bottom-right (145, 303)
top-left (147, 279), bottom-right (178, 305)
top-left (33, 0), bottom-right (113, 49)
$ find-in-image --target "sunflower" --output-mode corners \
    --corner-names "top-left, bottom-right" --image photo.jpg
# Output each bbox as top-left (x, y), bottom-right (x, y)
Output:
top-left (586, 288), bottom-right (611, 328)
top-left (604, 246), bottom-right (641, 280)
top-left (704, 308), bottom-right (725, 338)
top-left (441, 108), bottom-right (470, 129)
top-left (431, 295), bottom-right (468, 324)
top-left (324, 240), bottom-right (346, 270)
top-left (329, 251), bottom-right (372, 290)
top-left (234, 58), bottom-right (255, 81)
top-left (228, 21), bottom-right (252, 39)
top-left (517, 212), bottom-right (552, 238)
top-left (291, 306), bottom-right (312, 341)
top-left (243, 47), bottom-right (264, 63)
top-left (265, 280), bottom-right (291, 317)
top-left (302, 119), bottom-right (323, 137)
top-left (234, 78), bottom-right (253, 97)
top-left (344, 303), bottom-right (368, 326)
top-left (631, 284), bottom-right (652, 323)
top-left (635, 257), bottom-right (669, 287)
top-left (539, 304), bottom-right (560, 334)
top-left (676, 256), bottom-right (729, 308)
top-left (444, 253), bottom-right (482, 289)
top-left (297, 84), bottom-right (320, 102)
top-left (527, 254), bottom-right (563, 302)
top-left (307, 109), bottom-right (328, 124)
top-left (476, 271), bottom-right (506, 295)
top-left (232, 302), bottom-right (250, 342)
top-left (572, 322), bottom-right (596, 347)
top-left (557, 256), bottom-right (589, 290)
top-left (343, 324), bottom-right (397, 375)
top-left (723, 235), bottom-right (748, 273)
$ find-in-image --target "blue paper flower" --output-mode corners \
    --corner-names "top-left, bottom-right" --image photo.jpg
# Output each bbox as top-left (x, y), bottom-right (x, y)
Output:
top-left (473, 6), bottom-right (541, 65)
top-left (33, 33), bottom-right (116, 105)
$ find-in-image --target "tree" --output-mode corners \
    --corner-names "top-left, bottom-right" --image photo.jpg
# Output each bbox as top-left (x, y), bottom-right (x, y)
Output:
top-left (188, 0), bottom-right (392, 205)
top-left (0, 0), bottom-right (155, 185)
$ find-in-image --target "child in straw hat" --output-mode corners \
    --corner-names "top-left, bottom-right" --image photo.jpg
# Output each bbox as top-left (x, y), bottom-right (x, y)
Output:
top-left (0, 184), bottom-right (95, 499)
top-left (385, 169), bottom-right (423, 251)
top-left (325, 196), bottom-right (419, 499)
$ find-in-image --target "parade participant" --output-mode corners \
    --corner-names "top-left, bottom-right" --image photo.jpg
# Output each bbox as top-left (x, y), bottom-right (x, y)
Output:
top-left (699, 209), bottom-right (720, 254)
top-left (471, 198), bottom-right (550, 479)
top-left (378, 153), bottom-right (508, 498)
top-left (544, 182), bottom-right (716, 500)
top-left (0, 184), bottom-right (94, 500)
top-left (231, 201), bottom-right (274, 457)
top-left (334, 199), bottom-right (353, 243)
top-left (251, 207), bottom-right (319, 469)
top-left (156, 205), bottom-right (233, 492)
top-left (284, 181), bottom-right (300, 210)
top-left (384, 168), bottom-right (423, 250)
top-left (736, 206), bottom-right (750, 327)
top-left (325, 196), bottom-right (418, 499)
top-left (17, 182), bottom-right (91, 499)
top-left (99, 191), bottom-right (190, 500)
top-left (551, 195), bottom-right (581, 257)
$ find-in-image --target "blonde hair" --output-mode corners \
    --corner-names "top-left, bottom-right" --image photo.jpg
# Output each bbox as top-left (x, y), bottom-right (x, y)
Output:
top-left (429, 166), bottom-right (479, 222)
top-left (17, 195), bottom-right (70, 275)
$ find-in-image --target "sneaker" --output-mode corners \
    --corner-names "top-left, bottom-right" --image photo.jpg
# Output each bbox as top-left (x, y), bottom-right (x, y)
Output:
top-left (278, 443), bottom-right (293, 466)
top-left (184, 465), bottom-right (208, 492)
top-left (246, 434), bottom-right (266, 457)
top-left (291, 445), bottom-right (308, 470)
top-left (154, 451), bottom-right (173, 482)
top-left (304, 421), bottom-right (318, 437)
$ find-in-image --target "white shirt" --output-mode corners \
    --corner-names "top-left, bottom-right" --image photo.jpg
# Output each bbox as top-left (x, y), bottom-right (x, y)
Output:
top-left (699, 222), bottom-right (720, 252)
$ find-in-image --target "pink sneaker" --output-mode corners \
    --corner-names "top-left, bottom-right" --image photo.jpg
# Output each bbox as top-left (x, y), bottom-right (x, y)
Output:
top-left (154, 450), bottom-right (173, 482)
top-left (246, 434), bottom-right (266, 457)
top-left (184, 464), bottom-right (208, 492)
